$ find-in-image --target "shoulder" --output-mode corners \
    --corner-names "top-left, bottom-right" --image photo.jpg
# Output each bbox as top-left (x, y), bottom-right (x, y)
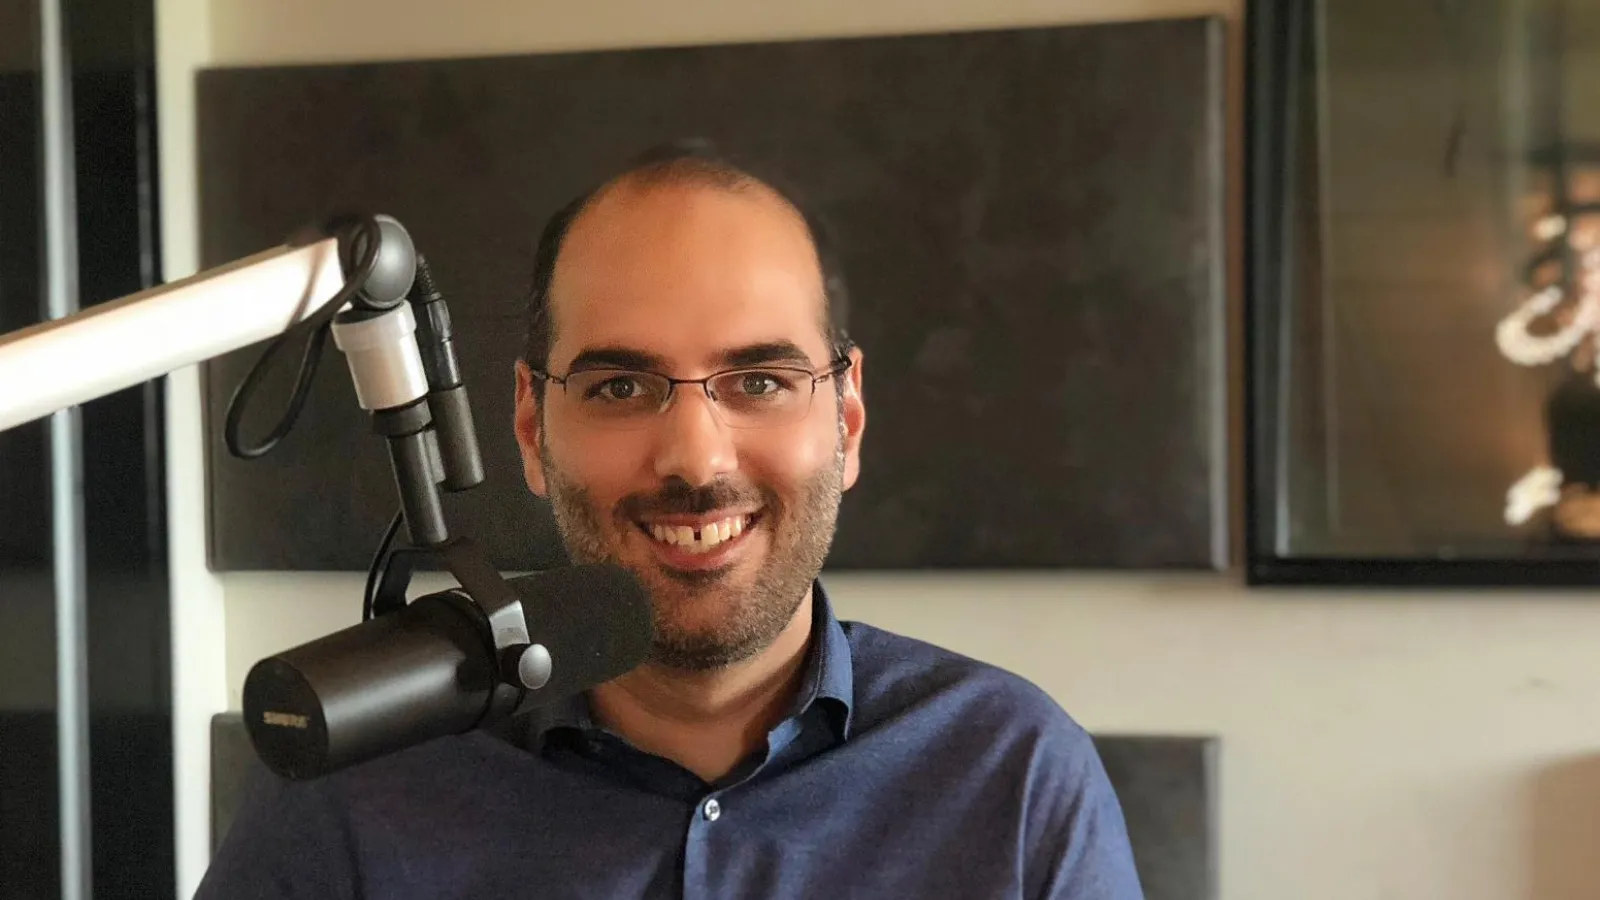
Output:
top-left (198, 731), bottom-right (517, 898)
top-left (196, 756), bottom-right (359, 898)
top-left (210, 732), bottom-right (480, 841)
top-left (205, 726), bottom-right (679, 898)
top-left (842, 619), bottom-right (1097, 762)
top-left (840, 621), bottom-right (1142, 896)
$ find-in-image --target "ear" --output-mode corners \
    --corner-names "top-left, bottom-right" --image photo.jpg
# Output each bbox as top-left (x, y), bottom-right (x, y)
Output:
top-left (840, 345), bottom-right (866, 491)
top-left (513, 360), bottom-right (549, 497)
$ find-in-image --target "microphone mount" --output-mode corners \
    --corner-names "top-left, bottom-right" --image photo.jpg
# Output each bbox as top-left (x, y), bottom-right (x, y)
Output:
top-left (245, 214), bottom-right (554, 695)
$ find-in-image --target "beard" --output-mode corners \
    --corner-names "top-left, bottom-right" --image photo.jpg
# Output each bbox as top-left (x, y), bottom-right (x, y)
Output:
top-left (539, 426), bottom-right (844, 672)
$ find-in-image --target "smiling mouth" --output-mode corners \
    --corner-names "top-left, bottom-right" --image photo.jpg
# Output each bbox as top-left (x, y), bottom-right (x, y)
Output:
top-left (635, 513), bottom-right (760, 555)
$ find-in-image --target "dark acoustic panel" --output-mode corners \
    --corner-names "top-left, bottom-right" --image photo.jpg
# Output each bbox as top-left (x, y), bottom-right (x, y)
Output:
top-left (211, 713), bottom-right (1218, 900)
top-left (1096, 735), bottom-right (1220, 900)
top-left (196, 18), bottom-right (1228, 571)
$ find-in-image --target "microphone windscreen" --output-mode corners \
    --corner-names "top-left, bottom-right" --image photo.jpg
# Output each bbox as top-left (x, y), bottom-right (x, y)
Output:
top-left (508, 563), bottom-right (654, 703)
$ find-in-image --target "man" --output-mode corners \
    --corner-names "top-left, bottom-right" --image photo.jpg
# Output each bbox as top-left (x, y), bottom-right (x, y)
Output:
top-left (198, 141), bottom-right (1143, 898)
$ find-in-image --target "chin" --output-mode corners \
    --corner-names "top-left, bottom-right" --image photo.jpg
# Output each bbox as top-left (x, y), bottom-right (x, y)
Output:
top-left (644, 569), bottom-right (747, 615)
top-left (643, 560), bottom-right (753, 618)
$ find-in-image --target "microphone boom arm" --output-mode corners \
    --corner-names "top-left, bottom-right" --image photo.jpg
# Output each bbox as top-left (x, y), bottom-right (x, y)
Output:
top-left (0, 236), bottom-right (348, 432)
top-left (0, 214), bottom-right (550, 706)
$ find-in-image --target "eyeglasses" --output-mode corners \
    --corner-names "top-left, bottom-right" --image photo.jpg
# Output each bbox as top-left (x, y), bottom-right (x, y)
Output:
top-left (530, 356), bottom-right (853, 430)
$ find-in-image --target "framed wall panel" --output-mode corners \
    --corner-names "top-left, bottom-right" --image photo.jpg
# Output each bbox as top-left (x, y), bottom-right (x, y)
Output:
top-left (197, 18), bottom-right (1229, 572)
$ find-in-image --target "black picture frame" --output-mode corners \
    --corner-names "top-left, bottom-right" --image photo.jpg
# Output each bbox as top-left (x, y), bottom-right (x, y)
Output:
top-left (1245, 0), bottom-right (1600, 586)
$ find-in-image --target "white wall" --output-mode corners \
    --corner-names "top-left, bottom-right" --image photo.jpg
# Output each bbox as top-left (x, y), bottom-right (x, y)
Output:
top-left (159, 2), bottom-right (1600, 899)
top-left (155, 0), bottom-right (222, 894)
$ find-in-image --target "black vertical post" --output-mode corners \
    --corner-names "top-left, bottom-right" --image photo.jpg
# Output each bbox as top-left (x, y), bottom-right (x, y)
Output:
top-left (0, 2), bottom-right (63, 897)
top-left (0, 0), bottom-right (173, 897)
top-left (66, 0), bottom-right (176, 895)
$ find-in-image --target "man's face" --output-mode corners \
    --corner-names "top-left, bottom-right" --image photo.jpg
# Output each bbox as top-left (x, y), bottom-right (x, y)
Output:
top-left (513, 180), bottom-right (866, 671)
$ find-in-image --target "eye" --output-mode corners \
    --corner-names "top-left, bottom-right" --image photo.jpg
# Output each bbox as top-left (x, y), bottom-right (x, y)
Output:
top-left (724, 369), bottom-right (809, 399)
top-left (738, 372), bottom-right (783, 396)
top-left (581, 373), bottom-right (652, 402)
top-left (602, 377), bottom-right (638, 400)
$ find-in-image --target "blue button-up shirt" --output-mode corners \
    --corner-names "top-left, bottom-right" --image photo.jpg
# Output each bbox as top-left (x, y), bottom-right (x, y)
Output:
top-left (198, 582), bottom-right (1143, 899)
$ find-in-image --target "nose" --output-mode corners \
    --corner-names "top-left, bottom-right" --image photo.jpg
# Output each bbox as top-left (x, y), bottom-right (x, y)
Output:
top-left (651, 385), bottom-right (737, 486)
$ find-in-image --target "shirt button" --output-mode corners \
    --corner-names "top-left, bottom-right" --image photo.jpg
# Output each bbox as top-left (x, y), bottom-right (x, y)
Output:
top-left (702, 798), bottom-right (722, 822)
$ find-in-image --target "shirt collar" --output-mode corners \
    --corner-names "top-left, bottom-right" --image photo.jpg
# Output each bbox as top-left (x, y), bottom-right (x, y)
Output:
top-left (795, 579), bottom-right (855, 740)
top-left (520, 578), bottom-right (855, 745)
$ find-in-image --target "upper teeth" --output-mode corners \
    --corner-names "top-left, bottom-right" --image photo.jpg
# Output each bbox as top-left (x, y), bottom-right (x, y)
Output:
top-left (648, 516), bottom-right (747, 553)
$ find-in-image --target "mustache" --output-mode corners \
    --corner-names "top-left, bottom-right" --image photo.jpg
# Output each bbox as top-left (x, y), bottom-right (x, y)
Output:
top-left (620, 477), bottom-right (766, 518)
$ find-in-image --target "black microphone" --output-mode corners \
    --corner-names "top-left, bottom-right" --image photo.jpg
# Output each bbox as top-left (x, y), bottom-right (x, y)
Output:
top-left (241, 563), bottom-right (653, 781)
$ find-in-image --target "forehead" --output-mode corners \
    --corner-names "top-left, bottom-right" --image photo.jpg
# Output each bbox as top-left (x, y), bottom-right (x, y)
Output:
top-left (546, 180), bottom-right (830, 369)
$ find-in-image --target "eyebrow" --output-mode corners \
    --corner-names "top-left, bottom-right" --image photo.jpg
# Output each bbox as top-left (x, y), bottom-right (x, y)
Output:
top-left (563, 340), bottom-right (818, 374)
top-left (716, 341), bottom-right (816, 369)
top-left (564, 346), bottom-right (671, 372)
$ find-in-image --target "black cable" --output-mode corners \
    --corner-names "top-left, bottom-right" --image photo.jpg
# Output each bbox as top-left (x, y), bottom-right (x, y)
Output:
top-left (223, 217), bottom-right (384, 459)
top-left (363, 507), bottom-right (406, 622)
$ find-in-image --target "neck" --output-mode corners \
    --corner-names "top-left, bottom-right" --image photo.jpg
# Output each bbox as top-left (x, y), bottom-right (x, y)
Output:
top-left (589, 588), bottom-right (816, 783)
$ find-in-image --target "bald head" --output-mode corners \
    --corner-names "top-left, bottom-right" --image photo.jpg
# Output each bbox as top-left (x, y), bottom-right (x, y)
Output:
top-left (521, 144), bottom-right (851, 379)
top-left (552, 176), bottom-right (825, 357)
